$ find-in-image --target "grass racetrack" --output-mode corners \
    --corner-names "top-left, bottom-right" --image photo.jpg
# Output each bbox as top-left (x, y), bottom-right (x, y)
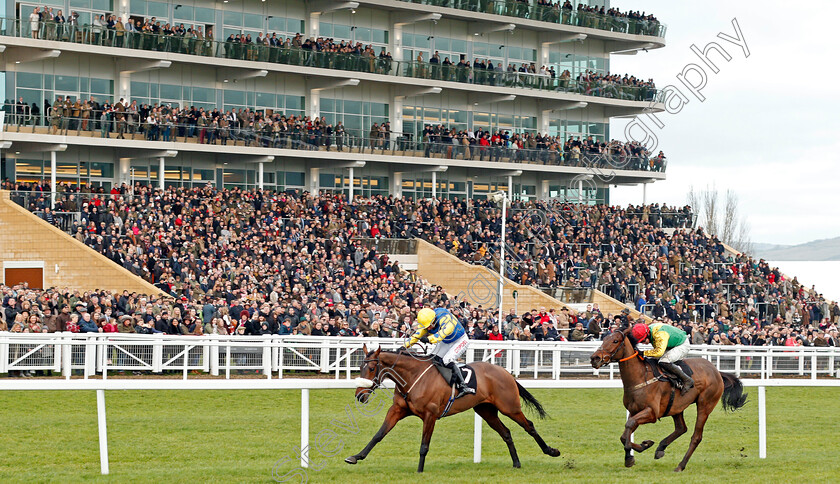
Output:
top-left (0, 386), bottom-right (838, 483)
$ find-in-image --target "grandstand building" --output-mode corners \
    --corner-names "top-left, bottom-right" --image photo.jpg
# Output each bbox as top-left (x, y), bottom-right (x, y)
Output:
top-left (0, 0), bottom-right (666, 202)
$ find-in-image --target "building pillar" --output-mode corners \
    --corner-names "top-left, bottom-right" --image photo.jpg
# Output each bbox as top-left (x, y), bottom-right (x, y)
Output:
top-left (577, 178), bottom-right (583, 204)
top-left (539, 180), bottom-right (550, 200)
top-left (50, 151), bottom-right (57, 208)
top-left (391, 95), bottom-right (404, 142)
top-left (258, 162), bottom-right (264, 190)
top-left (308, 167), bottom-right (320, 194)
top-left (431, 170), bottom-right (437, 201)
top-left (642, 182), bottom-right (647, 205)
top-left (538, 109), bottom-right (551, 135)
top-left (507, 175), bottom-right (513, 201)
top-left (347, 166), bottom-right (354, 203)
top-left (309, 89), bottom-right (320, 119)
top-left (308, 12), bottom-right (321, 39)
top-left (391, 172), bottom-right (403, 199)
top-left (117, 72), bottom-right (131, 104)
top-left (117, 158), bottom-right (131, 187)
top-left (158, 157), bottom-right (165, 190)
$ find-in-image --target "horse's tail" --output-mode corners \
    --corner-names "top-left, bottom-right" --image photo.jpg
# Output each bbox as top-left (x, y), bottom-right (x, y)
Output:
top-left (720, 372), bottom-right (748, 412)
top-left (516, 381), bottom-right (548, 419)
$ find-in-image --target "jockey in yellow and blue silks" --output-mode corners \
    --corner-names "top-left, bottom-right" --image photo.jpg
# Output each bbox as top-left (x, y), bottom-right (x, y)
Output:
top-left (405, 307), bottom-right (475, 397)
top-left (631, 322), bottom-right (695, 393)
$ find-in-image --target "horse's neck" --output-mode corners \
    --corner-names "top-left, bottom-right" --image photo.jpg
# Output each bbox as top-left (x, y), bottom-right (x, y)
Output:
top-left (380, 352), bottom-right (430, 391)
top-left (617, 342), bottom-right (649, 390)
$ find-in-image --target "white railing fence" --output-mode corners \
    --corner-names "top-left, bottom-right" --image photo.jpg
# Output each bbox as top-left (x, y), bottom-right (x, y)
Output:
top-left (2, 333), bottom-right (839, 380)
top-left (3, 378), bottom-right (838, 475)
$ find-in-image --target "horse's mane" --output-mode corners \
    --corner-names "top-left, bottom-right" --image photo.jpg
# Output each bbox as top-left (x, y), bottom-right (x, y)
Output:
top-left (370, 346), bottom-right (435, 361)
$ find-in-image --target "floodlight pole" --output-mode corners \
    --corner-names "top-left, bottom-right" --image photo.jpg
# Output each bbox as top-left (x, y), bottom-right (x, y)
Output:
top-left (498, 192), bottom-right (507, 326)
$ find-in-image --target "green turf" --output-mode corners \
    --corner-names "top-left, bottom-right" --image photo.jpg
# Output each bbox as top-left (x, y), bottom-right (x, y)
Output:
top-left (0, 385), bottom-right (836, 483)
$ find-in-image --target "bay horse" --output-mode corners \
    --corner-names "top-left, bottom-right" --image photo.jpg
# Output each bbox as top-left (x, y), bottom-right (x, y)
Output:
top-left (590, 328), bottom-right (747, 472)
top-left (345, 344), bottom-right (561, 472)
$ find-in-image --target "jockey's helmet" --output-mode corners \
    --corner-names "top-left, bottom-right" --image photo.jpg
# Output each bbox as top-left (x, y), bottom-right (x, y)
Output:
top-left (630, 323), bottom-right (650, 342)
top-left (417, 308), bottom-right (436, 329)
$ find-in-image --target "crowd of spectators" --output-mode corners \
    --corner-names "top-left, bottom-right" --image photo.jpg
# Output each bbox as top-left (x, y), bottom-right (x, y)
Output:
top-left (4, 183), bottom-right (837, 351)
top-left (17, 8), bottom-right (658, 100)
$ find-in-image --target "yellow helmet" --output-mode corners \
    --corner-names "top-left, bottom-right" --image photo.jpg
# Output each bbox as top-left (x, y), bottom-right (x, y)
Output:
top-left (417, 308), bottom-right (436, 329)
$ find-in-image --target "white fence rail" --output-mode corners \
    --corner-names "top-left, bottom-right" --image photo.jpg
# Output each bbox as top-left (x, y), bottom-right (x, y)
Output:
top-left (2, 333), bottom-right (839, 380)
top-left (2, 377), bottom-right (838, 475)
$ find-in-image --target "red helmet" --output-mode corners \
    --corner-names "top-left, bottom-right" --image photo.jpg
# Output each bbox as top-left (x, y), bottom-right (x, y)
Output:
top-left (630, 323), bottom-right (650, 342)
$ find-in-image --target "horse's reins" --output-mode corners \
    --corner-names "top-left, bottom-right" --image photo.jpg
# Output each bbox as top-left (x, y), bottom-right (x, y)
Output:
top-left (608, 331), bottom-right (673, 393)
top-left (364, 348), bottom-right (434, 400)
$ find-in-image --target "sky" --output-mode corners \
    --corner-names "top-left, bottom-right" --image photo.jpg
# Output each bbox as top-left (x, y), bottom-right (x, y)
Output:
top-left (608, 0), bottom-right (840, 245)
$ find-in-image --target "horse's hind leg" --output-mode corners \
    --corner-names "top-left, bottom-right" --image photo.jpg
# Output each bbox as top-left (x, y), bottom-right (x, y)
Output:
top-left (675, 404), bottom-right (711, 472)
top-left (655, 412), bottom-right (687, 459)
top-left (475, 403), bottom-right (521, 468)
top-left (504, 409), bottom-right (560, 457)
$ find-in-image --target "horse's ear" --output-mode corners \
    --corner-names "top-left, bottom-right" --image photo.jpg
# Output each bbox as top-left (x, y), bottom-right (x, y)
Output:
top-left (362, 343), bottom-right (368, 355)
top-left (374, 346), bottom-right (381, 357)
top-left (621, 326), bottom-right (633, 336)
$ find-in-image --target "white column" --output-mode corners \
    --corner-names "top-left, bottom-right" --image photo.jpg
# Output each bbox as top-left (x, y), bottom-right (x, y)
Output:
top-left (308, 167), bottom-right (320, 194)
top-left (391, 96), bottom-right (404, 143)
top-left (431, 170), bottom-right (437, 201)
top-left (538, 109), bottom-right (551, 135)
top-left (118, 157), bottom-right (131, 187)
top-left (308, 12), bottom-right (320, 39)
top-left (309, 90), bottom-right (321, 119)
top-left (348, 166), bottom-right (354, 203)
top-left (758, 385), bottom-right (766, 459)
top-left (96, 389), bottom-right (110, 475)
top-left (301, 388), bottom-right (310, 467)
top-left (158, 157), bottom-right (165, 190)
top-left (258, 162), bottom-right (264, 190)
top-left (577, 178), bottom-right (583, 204)
top-left (642, 183), bottom-right (648, 205)
top-left (392, 172), bottom-right (403, 199)
top-left (473, 412), bottom-right (483, 463)
top-left (540, 180), bottom-right (550, 200)
top-left (391, 23), bottom-right (403, 62)
top-left (50, 150), bottom-right (57, 208)
top-left (117, 72), bottom-right (131, 104)
top-left (498, 196), bottom-right (507, 324)
top-left (507, 175), bottom-right (513, 201)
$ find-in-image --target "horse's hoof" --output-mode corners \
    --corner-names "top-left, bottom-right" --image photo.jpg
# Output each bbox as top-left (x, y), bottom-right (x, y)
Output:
top-left (640, 440), bottom-right (654, 451)
top-left (345, 456), bottom-right (358, 464)
top-left (655, 450), bottom-right (665, 459)
top-left (625, 457), bottom-right (635, 468)
top-left (674, 466), bottom-right (684, 472)
top-left (547, 448), bottom-right (561, 457)
top-left (513, 462), bottom-right (521, 468)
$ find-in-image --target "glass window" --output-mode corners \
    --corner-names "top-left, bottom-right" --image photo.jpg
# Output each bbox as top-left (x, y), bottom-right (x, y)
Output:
top-left (319, 173), bottom-right (335, 188)
top-left (87, 162), bottom-right (114, 178)
top-left (174, 5), bottom-right (193, 20)
top-left (224, 90), bottom-right (245, 105)
top-left (70, 0), bottom-right (92, 8)
top-left (224, 11), bottom-right (243, 27)
top-left (196, 7), bottom-right (215, 23)
top-left (131, 81), bottom-right (149, 97)
top-left (147, 1), bottom-right (168, 18)
top-left (54, 75), bottom-right (78, 92)
top-left (243, 13), bottom-right (262, 30)
top-left (223, 169), bottom-right (246, 184)
top-left (255, 92), bottom-right (275, 108)
top-left (268, 17), bottom-right (286, 32)
top-left (285, 172), bottom-right (305, 186)
top-left (90, 78), bottom-right (111, 95)
top-left (18, 72), bottom-right (42, 89)
top-left (191, 87), bottom-right (214, 103)
top-left (160, 84), bottom-right (180, 100)
top-left (372, 29), bottom-right (388, 44)
top-left (92, 0), bottom-right (112, 10)
top-left (334, 24), bottom-right (351, 39)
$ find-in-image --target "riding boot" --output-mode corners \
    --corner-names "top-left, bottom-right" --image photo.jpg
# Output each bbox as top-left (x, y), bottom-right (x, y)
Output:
top-left (660, 362), bottom-right (694, 394)
top-left (446, 361), bottom-right (475, 397)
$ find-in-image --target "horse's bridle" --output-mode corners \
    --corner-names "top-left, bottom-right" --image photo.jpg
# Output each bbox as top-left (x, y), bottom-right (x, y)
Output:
top-left (361, 348), bottom-right (405, 393)
top-left (605, 330), bottom-right (640, 363)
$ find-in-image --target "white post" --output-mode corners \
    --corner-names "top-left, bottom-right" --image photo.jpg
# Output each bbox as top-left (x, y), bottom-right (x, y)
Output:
top-left (431, 170), bottom-right (437, 201)
top-left (498, 195), bottom-right (507, 325)
top-left (507, 175), bottom-right (513, 201)
top-left (577, 178), bottom-right (583, 204)
top-left (473, 411), bottom-right (482, 463)
top-left (642, 182), bottom-right (647, 205)
top-left (301, 388), bottom-right (310, 468)
top-left (258, 162), bottom-right (264, 190)
top-left (96, 389), bottom-right (110, 475)
top-left (758, 385), bottom-right (766, 459)
top-left (50, 150), bottom-right (57, 208)
top-left (158, 157), bottom-right (165, 191)
top-left (348, 166), bottom-right (354, 203)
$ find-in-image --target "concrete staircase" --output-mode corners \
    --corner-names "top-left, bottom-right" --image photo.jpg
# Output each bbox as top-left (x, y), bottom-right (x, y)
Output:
top-left (0, 190), bottom-right (161, 293)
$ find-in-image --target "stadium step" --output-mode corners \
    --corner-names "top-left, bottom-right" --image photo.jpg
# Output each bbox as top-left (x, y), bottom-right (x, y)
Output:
top-left (0, 190), bottom-right (162, 293)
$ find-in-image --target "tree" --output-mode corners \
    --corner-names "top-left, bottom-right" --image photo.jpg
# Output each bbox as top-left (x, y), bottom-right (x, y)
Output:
top-left (686, 185), bottom-right (753, 254)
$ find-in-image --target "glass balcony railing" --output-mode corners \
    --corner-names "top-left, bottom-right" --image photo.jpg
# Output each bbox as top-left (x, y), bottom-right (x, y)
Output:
top-left (398, 0), bottom-right (666, 38)
top-left (2, 115), bottom-right (667, 174)
top-left (0, 18), bottom-right (663, 103)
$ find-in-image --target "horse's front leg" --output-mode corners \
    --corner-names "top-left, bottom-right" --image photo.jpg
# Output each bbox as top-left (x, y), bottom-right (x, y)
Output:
top-left (345, 404), bottom-right (408, 464)
top-left (417, 413), bottom-right (437, 473)
top-left (620, 407), bottom-right (656, 467)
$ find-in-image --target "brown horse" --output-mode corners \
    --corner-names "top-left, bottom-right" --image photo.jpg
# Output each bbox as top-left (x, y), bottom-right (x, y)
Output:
top-left (590, 329), bottom-right (747, 472)
top-left (345, 345), bottom-right (561, 472)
